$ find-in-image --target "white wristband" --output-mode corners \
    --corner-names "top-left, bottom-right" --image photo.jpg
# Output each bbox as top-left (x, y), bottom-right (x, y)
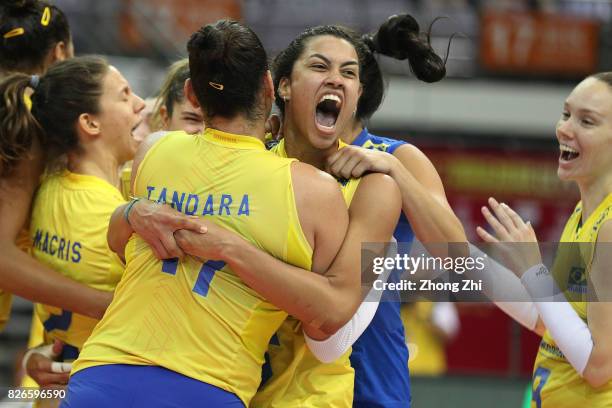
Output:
top-left (468, 244), bottom-right (539, 330)
top-left (304, 240), bottom-right (397, 363)
top-left (522, 264), bottom-right (593, 375)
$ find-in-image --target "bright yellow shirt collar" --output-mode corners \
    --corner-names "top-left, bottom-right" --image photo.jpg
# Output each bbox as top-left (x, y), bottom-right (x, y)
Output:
top-left (202, 128), bottom-right (266, 150)
top-left (273, 138), bottom-right (346, 158)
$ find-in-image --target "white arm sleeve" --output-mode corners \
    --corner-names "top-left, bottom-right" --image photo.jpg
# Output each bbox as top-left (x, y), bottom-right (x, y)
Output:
top-left (521, 264), bottom-right (593, 375)
top-left (431, 302), bottom-right (460, 339)
top-left (304, 240), bottom-right (396, 363)
top-left (468, 244), bottom-right (539, 331)
top-left (304, 298), bottom-right (380, 363)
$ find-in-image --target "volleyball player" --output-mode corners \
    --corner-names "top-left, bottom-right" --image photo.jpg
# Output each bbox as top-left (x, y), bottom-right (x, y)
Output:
top-left (478, 72), bottom-right (612, 407)
top-left (63, 20), bottom-right (360, 408)
top-left (0, 0), bottom-right (111, 332)
top-left (322, 14), bottom-right (466, 407)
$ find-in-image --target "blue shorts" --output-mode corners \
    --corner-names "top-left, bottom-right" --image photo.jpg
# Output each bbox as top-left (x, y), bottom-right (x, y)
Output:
top-left (60, 364), bottom-right (244, 408)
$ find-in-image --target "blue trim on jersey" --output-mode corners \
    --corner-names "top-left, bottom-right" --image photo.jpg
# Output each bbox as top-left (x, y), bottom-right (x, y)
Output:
top-left (61, 364), bottom-right (244, 408)
top-left (351, 129), bottom-right (413, 406)
top-left (353, 128), bottom-right (407, 155)
top-left (43, 310), bottom-right (72, 332)
top-left (61, 344), bottom-right (80, 361)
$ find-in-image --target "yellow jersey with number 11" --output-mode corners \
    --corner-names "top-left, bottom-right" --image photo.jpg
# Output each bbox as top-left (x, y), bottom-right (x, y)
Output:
top-left (73, 129), bottom-right (313, 407)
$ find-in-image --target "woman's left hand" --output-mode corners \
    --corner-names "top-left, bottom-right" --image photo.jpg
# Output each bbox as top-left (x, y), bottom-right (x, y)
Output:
top-left (476, 197), bottom-right (543, 277)
top-left (326, 146), bottom-right (399, 179)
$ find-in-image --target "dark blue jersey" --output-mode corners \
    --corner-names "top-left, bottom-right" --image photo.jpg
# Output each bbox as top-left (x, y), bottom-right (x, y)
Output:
top-left (350, 128), bottom-right (414, 407)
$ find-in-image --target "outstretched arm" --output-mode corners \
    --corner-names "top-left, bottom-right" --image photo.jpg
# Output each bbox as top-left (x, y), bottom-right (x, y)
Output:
top-left (478, 198), bottom-right (612, 387)
top-left (326, 144), bottom-right (466, 254)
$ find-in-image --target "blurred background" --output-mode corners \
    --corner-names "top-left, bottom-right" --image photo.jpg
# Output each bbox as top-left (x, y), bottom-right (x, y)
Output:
top-left (2, 0), bottom-right (611, 406)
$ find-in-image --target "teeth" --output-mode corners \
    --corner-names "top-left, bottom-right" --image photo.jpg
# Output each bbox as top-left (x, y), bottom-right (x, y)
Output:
top-left (560, 144), bottom-right (578, 154)
top-left (318, 94), bottom-right (341, 104)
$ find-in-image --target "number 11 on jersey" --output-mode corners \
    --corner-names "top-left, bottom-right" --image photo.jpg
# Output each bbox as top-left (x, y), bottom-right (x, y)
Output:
top-left (161, 258), bottom-right (226, 298)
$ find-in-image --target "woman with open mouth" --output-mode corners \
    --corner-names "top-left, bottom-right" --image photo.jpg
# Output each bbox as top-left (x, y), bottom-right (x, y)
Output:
top-left (171, 17), bottom-right (462, 408)
top-left (0, 56), bottom-right (145, 404)
top-left (0, 0), bottom-right (112, 337)
top-left (477, 72), bottom-right (612, 407)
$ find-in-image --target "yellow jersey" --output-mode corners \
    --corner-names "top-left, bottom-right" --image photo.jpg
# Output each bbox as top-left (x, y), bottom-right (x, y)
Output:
top-left (73, 129), bottom-right (313, 407)
top-left (0, 290), bottom-right (11, 332)
top-left (29, 171), bottom-right (125, 351)
top-left (251, 139), bottom-right (360, 408)
top-left (119, 162), bottom-right (132, 201)
top-left (401, 302), bottom-right (447, 376)
top-left (532, 193), bottom-right (612, 408)
top-left (21, 312), bottom-right (46, 388)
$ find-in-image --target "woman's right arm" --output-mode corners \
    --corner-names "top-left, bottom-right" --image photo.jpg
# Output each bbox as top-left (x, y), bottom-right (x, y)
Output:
top-left (175, 170), bottom-right (401, 338)
top-left (174, 162), bottom-right (354, 336)
top-left (0, 155), bottom-right (111, 319)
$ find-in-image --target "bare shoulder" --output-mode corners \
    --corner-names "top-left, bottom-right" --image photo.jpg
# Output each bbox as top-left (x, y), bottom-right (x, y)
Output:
top-left (290, 161), bottom-right (342, 200)
top-left (596, 219), bottom-right (612, 242)
top-left (289, 161), bottom-right (347, 248)
top-left (130, 131), bottom-right (170, 191)
top-left (393, 143), bottom-right (435, 169)
top-left (133, 131), bottom-right (170, 167)
top-left (357, 172), bottom-right (399, 195)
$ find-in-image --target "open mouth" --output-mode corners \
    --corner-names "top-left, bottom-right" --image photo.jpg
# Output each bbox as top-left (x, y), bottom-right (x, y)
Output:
top-left (560, 144), bottom-right (579, 161)
top-left (315, 94), bottom-right (341, 131)
top-left (131, 119), bottom-right (143, 135)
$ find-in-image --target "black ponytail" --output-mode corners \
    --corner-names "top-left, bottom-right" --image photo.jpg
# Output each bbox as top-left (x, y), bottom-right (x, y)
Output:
top-left (356, 13), bottom-right (450, 121)
top-left (364, 14), bottom-right (447, 84)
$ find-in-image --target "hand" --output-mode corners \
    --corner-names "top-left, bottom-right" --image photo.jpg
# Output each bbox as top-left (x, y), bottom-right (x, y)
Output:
top-left (174, 220), bottom-right (237, 261)
top-left (476, 197), bottom-right (542, 277)
top-left (326, 146), bottom-right (399, 179)
top-left (24, 341), bottom-right (71, 388)
top-left (128, 200), bottom-right (207, 260)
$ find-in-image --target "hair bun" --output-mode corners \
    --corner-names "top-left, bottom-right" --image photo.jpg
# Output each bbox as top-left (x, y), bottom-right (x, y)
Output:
top-left (369, 13), bottom-right (447, 83)
top-left (373, 14), bottom-right (420, 60)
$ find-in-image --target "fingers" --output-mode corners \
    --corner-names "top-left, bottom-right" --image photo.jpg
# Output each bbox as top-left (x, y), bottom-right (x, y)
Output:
top-left (481, 205), bottom-right (511, 241)
top-left (51, 362), bottom-right (72, 373)
top-left (488, 197), bottom-right (517, 231)
top-left (159, 233), bottom-right (185, 259)
top-left (340, 154), bottom-right (364, 179)
top-left (327, 150), bottom-right (352, 177)
top-left (149, 238), bottom-right (170, 260)
top-left (476, 226), bottom-right (499, 243)
top-left (351, 161), bottom-right (370, 178)
top-left (500, 202), bottom-right (527, 229)
top-left (177, 216), bottom-right (207, 234)
top-left (35, 371), bottom-right (70, 387)
top-left (28, 354), bottom-right (70, 386)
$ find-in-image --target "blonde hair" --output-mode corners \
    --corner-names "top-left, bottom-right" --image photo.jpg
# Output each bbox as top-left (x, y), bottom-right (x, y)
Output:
top-left (151, 58), bottom-right (190, 131)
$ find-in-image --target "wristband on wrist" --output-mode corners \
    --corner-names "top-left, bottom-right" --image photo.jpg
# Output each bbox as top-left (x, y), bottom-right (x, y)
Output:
top-left (123, 197), bottom-right (141, 226)
top-left (521, 263), bottom-right (566, 301)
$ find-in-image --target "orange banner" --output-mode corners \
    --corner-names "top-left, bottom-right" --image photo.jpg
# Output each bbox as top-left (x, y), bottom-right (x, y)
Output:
top-left (480, 11), bottom-right (599, 76)
top-left (120, 0), bottom-right (242, 53)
